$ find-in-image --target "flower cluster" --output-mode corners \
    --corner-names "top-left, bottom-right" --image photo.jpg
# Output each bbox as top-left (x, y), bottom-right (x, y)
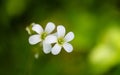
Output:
top-left (26, 22), bottom-right (74, 56)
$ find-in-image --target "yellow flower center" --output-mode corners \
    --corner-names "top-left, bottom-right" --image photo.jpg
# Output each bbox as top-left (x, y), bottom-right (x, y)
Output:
top-left (57, 37), bottom-right (65, 45)
top-left (41, 32), bottom-right (47, 40)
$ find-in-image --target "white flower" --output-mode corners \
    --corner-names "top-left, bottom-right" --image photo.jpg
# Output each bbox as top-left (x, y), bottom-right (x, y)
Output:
top-left (45, 25), bottom-right (74, 55)
top-left (29, 22), bottom-right (55, 54)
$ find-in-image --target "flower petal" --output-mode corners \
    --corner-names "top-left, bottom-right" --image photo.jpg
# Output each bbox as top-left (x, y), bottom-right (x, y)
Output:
top-left (45, 22), bottom-right (55, 34)
top-left (51, 32), bottom-right (58, 36)
top-left (29, 34), bottom-right (41, 45)
top-left (43, 41), bottom-right (51, 54)
top-left (51, 44), bottom-right (62, 55)
top-left (64, 32), bottom-right (74, 42)
top-left (57, 25), bottom-right (66, 37)
top-left (45, 35), bottom-right (57, 44)
top-left (32, 24), bottom-right (43, 34)
top-left (63, 43), bottom-right (73, 53)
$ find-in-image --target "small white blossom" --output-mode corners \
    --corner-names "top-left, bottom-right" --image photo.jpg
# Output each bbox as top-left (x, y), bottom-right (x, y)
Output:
top-left (26, 27), bottom-right (31, 34)
top-left (34, 53), bottom-right (39, 59)
top-left (29, 22), bottom-right (55, 54)
top-left (45, 25), bottom-right (74, 55)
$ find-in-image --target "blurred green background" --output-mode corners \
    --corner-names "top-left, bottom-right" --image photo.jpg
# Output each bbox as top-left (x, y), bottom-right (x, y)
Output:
top-left (0, 0), bottom-right (120, 75)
